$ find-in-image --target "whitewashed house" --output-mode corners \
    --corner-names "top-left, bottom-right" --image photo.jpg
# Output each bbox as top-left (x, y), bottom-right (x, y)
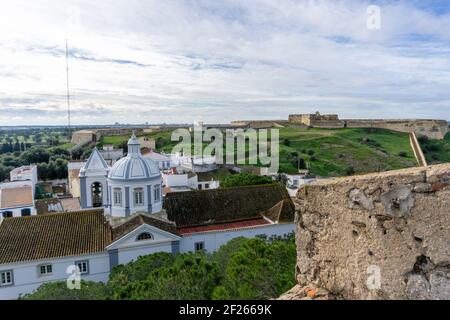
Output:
top-left (0, 183), bottom-right (295, 299)
top-left (0, 180), bottom-right (35, 220)
top-left (10, 165), bottom-right (38, 188)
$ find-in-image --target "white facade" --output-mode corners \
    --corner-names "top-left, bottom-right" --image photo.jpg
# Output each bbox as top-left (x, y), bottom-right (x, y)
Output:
top-left (179, 223), bottom-right (295, 253)
top-left (197, 180), bottom-right (220, 190)
top-left (163, 172), bottom-right (198, 190)
top-left (0, 220), bottom-right (295, 299)
top-left (10, 165), bottom-right (38, 188)
top-left (0, 252), bottom-right (110, 300)
top-left (0, 180), bottom-right (36, 220)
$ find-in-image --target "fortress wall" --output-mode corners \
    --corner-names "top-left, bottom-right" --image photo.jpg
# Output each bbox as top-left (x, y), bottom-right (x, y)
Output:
top-left (344, 119), bottom-right (449, 139)
top-left (289, 164), bottom-right (450, 300)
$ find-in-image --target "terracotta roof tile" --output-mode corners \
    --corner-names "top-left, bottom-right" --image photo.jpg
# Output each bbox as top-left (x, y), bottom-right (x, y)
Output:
top-left (0, 186), bottom-right (33, 209)
top-left (0, 209), bottom-right (112, 264)
top-left (112, 214), bottom-right (179, 240)
top-left (164, 183), bottom-right (293, 227)
top-left (178, 218), bottom-right (271, 235)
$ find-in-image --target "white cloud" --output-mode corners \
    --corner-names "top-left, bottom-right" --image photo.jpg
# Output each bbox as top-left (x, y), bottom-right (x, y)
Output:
top-left (0, 0), bottom-right (450, 125)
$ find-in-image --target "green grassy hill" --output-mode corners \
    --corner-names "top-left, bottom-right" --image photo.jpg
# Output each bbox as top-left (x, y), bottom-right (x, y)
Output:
top-left (278, 126), bottom-right (417, 176)
top-left (100, 126), bottom-right (418, 177)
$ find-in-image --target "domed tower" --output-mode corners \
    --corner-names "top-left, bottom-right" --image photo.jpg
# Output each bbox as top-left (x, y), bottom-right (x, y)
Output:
top-left (107, 133), bottom-right (162, 217)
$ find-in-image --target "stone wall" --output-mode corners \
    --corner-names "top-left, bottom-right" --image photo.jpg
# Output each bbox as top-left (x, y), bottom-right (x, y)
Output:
top-left (291, 164), bottom-right (450, 300)
top-left (344, 119), bottom-right (449, 140)
top-left (287, 113), bottom-right (449, 139)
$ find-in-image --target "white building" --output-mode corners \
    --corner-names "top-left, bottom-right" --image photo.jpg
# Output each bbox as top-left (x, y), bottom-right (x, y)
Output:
top-left (143, 151), bottom-right (172, 170)
top-left (79, 133), bottom-right (163, 217)
top-left (9, 165), bottom-right (38, 188)
top-left (0, 184), bottom-right (295, 299)
top-left (0, 180), bottom-right (35, 220)
top-left (162, 169), bottom-right (198, 193)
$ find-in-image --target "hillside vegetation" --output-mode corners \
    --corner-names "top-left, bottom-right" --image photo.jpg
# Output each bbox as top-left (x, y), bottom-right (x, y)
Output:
top-left (419, 133), bottom-right (450, 164)
top-left (22, 235), bottom-right (296, 300)
top-left (278, 126), bottom-right (417, 176)
top-left (99, 126), bottom-right (418, 177)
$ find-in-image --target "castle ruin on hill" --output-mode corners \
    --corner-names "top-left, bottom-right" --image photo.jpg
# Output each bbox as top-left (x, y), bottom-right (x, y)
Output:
top-left (233, 111), bottom-right (449, 140)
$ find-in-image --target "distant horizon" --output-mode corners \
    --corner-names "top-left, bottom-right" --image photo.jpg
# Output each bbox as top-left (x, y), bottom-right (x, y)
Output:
top-left (1, 1), bottom-right (450, 125)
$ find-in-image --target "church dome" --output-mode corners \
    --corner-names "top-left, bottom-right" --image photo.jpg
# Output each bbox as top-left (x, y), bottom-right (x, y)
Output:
top-left (108, 133), bottom-right (160, 181)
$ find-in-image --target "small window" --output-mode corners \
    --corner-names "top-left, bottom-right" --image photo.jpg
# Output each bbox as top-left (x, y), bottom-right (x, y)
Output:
top-left (194, 242), bottom-right (205, 251)
top-left (75, 260), bottom-right (89, 275)
top-left (113, 188), bottom-right (122, 207)
top-left (21, 208), bottom-right (31, 217)
top-left (38, 264), bottom-right (53, 276)
top-left (136, 232), bottom-right (153, 241)
top-left (154, 185), bottom-right (161, 202)
top-left (2, 211), bottom-right (13, 219)
top-left (198, 184), bottom-right (202, 190)
top-left (134, 188), bottom-right (144, 206)
top-left (205, 183), bottom-right (209, 189)
top-left (0, 270), bottom-right (13, 286)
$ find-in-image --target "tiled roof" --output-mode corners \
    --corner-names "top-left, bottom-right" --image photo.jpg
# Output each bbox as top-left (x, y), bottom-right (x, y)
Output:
top-left (112, 214), bottom-right (179, 240)
top-left (0, 186), bottom-right (33, 209)
top-left (35, 197), bottom-right (81, 215)
top-left (262, 199), bottom-right (295, 223)
top-left (0, 209), bottom-right (112, 265)
top-left (164, 183), bottom-right (293, 227)
top-left (178, 218), bottom-right (271, 235)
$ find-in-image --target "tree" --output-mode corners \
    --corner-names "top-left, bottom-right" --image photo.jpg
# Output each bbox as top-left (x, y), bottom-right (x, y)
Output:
top-left (220, 173), bottom-right (273, 188)
top-left (211, 235), bottom-right (296, 300)
top-left (111, 252), bottom-right (220, 300)
top-left (20, 281), bottom-right (111, 300)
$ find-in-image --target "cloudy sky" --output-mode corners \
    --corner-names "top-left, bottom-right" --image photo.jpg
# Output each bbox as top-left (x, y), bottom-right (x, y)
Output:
top-left (0, 0), bottom-right (450, 125)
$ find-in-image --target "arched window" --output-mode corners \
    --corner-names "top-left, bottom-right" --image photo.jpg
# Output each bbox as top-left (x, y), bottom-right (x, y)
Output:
top-left (91, 182), bottom-right (103, 208)
top-left (113, 188), bottom-right (122, 207)
top-left (134, 188), bottom-right (144, 207)
top-left (136, 232), bottom-right (153, 241)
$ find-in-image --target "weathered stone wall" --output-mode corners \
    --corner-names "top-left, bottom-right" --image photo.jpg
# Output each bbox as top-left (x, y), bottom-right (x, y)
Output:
top-left (293, 164), bottom-right (450, 300)
top-left (344, 119), bottom-right (449, 140)
top-left (287, 113), bottom-right (449, 139)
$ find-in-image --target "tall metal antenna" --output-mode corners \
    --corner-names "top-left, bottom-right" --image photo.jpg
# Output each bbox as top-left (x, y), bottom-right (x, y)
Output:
top-left (66, 39), bottom-right (71, 136)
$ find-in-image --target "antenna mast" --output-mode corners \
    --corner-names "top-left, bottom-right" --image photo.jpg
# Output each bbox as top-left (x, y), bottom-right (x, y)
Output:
top-left (66, 39), bottom-right (71, 136)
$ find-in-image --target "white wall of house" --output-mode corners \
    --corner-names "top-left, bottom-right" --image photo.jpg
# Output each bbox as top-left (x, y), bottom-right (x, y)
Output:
top-left (197, 180), bottom-right (220, 190)
top-left (10, 165), bottom-right (38, 188)
top-left (0, 205), bottom-right (35, 220)
top-left (0, 223), bottom-right (295, 299)
top-left (179, 223), bottom-right (295, 253)
top-left (0, 252), bottom-right (110, 300)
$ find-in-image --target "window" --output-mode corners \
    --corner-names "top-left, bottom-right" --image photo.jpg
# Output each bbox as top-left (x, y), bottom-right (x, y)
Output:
top-left (91, 182), bottom-right (103, 208)
top-left (205, 183), bottom-right (210, 189)
top-left (136, 232), bottom-right (154, 241)
top-left (75, 260), bottom-right (89, 275)
top-left (154, 185), bottom-right (161, 202)
top-left (194, 242), bottom-right (205, 251)
top-left (21, 208), bottom-right (31, 217)
top-left (2, 211), bottom-right (13, 219)
top-left (134, 188), bottom-right (144, 206)
top-left (113, 188), bottom-right (122, 207)
top-left (38, 264), bottom-right (53, 276)
top-left (0, 270), bottom-right (13, 286)
top-left (198, 184), bottom-right (202, 190)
